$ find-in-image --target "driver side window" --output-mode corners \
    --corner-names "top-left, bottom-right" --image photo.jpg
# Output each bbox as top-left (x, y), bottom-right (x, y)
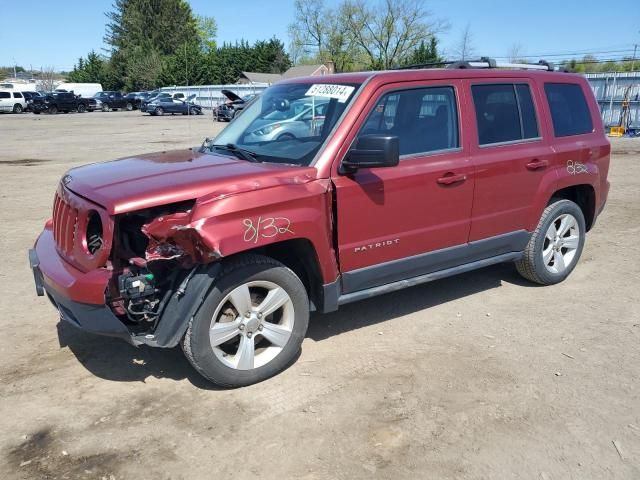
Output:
top-left (359, 86), bottom-right (459, 157)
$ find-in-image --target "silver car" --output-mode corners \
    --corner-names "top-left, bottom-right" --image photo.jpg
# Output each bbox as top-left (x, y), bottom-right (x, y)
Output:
top-left (244, 99), bottom-right (329, 143)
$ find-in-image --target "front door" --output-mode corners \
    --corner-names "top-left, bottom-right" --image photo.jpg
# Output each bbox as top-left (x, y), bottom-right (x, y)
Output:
top-left (331, 80), bottom-right (475, 293)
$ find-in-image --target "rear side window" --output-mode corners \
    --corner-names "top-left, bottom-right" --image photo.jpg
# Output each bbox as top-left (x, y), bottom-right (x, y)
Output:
top-left (359, 86), bottom-right (459, 156)
top-left (544, 83), bottom-right (593, 137)
top-left (0, 92), bottom-right (10, 98)
top-left (472, 84), bottom-right (539, 145)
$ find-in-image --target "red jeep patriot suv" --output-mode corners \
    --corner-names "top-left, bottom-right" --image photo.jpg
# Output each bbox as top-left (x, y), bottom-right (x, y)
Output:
top-left (30, 60), bottom-right (610, 386)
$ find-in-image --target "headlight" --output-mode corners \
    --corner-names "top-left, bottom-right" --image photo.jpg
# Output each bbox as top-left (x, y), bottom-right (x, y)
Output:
top-left (254, 124), bottom-right (281, 136)
top-left (95, 99), bottom-right (102, 105)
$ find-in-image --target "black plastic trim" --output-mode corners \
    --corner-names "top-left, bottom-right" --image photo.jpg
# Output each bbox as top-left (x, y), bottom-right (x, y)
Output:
top-left (134, 263), bottom-right (222, 348)
top-left (341, 230), bottom-right (530, 294)
top-left (44, 283), bottom-right (136, 345)
top-left (28, 249), bottom-right (45, 296)
top-left (338, 251), bottom-right (523, 306)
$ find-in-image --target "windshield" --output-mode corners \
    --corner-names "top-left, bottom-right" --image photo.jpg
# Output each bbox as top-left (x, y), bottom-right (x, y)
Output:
top-left (209, 82), bottom-right (361, 166)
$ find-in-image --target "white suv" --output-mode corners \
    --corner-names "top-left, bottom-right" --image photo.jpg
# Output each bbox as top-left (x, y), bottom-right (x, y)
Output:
top-left (0, 90), bottom-right (27, 113)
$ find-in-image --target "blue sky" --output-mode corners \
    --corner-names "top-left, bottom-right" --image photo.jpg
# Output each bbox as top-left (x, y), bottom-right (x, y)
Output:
top-left (0, 0), bottom-right (638, 71)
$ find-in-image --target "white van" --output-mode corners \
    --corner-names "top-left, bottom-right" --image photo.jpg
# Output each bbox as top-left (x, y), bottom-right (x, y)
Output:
top-left (55, 83), bottom-right (102, 98)
top-left (0, 90), bottom-right (27, 113)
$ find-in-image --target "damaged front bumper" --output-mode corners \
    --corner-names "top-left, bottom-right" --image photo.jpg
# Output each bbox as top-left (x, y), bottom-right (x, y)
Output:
top-left (30, 226), bottom-right (217, 347)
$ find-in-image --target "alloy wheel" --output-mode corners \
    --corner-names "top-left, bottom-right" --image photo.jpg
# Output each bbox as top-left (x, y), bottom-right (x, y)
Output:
top-left (542, 213), bottom-right (580, 274)
top-left (209, 281), bottom-right (295, 370)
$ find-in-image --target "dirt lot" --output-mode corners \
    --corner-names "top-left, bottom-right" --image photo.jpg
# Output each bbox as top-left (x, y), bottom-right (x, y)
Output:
top-left (0, 111), bottom-right (638, 480)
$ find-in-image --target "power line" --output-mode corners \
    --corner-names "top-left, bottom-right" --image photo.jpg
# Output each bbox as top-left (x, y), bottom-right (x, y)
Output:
top-left (499, 45), bottom-right (637, 58)
top-left (495, 50), bottom-right (636, 60)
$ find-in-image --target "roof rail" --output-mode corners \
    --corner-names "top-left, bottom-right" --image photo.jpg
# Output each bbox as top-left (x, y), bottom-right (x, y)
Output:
top-left (398, 57), bottom-right (557, 72)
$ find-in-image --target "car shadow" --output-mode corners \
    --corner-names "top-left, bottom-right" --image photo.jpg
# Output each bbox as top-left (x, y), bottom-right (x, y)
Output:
top-left (306, 262), bottom-right (535, 341)
top-left (58, 262), bottom-right (534, 388)
top-left (57, 324), bottom-right (222, 390)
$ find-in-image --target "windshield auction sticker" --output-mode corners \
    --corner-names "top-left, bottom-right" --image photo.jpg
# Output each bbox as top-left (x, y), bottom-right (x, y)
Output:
top-left (305, 84), bottom-right (355, 103)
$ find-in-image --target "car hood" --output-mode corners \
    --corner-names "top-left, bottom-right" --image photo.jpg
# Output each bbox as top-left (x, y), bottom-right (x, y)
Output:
top-left (63, 149), bottom-right (317, 215)
top-left (221, 89), bottom-right (243, 103)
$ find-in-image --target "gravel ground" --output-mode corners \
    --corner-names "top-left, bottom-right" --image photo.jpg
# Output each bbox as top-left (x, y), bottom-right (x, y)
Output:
top-left (0, 111), bottom-right (638, 480)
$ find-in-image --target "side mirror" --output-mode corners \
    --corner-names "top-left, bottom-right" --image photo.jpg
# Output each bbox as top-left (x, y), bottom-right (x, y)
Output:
top-left (340, 134), bottom-right (399, 174)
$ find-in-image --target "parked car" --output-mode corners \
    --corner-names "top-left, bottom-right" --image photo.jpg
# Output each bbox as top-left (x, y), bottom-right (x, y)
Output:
top-left (21, 91), bottom-right (42, 112)
top-left (214, 89), bottom-right (256, 121)
top-left (140, 92), bottom-right (172, 112)
top-left (124, 92), bottom-right (147, 109)
top-left (0, 90), bottom-right (27, 113)
top-left (30, 91), bottom-right (89, 114)
top-left (146, 94), bottom-right (203, 116)
top-left (93, 91), bottom-right (134, 111)
top-left (243, 98), bottom-right (328, 142)
top-left (29, 61), bottom-right (610, 387)
top-left (140, 92), bottom-right (185, 112)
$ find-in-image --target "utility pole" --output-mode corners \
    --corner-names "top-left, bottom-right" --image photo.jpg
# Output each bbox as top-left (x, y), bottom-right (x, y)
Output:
top-left (632, 44), bottom-right (638, 72)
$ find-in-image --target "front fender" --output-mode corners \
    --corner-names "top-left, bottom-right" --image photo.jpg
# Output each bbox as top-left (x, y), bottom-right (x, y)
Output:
top-left (143, 179), bottom-right (339, 284)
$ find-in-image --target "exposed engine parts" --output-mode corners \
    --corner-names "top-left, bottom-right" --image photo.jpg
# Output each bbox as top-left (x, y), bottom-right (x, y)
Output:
top-left (109, 201), bottom-right (219, 327)
top-left (118, 271), bottom-right (160, 322)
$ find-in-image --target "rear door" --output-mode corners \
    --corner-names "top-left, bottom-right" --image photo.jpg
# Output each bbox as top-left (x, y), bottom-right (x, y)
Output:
top-left (332, 80), bottom-right (475, 293)
top-left (466, 79), bottom-right (556, 242)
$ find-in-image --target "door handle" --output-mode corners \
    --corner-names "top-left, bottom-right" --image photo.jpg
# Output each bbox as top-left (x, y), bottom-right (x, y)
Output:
top-left (437, 173), bottom-right (467, 185)
top-left (526, 159), bottom-right (548, 170)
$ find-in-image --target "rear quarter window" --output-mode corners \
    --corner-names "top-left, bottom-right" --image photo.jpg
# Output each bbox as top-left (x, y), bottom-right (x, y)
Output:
top-left (544, 83), bottom-right (594, 137)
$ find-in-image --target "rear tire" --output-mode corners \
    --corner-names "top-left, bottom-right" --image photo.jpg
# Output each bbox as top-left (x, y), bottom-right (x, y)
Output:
top-left (126, 102), bottom-right (133, 111)
top-left (182, 254), bottom-right (309, 387)
top-left (13, 104), bottom-right (23, 113)
top-left (515, 199), bottom-right (586, 285)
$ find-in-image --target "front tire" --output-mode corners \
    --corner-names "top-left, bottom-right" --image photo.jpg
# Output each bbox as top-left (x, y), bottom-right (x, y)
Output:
top-left (102, 103), bottom-right (110, 112)
top-left (182, 254), bottom-right (309, 387)
top-left (516, 199), bottom-right (586, 285)
top-left (155, 106), bottom-right (164, 116)
top-left (77, 103), bottom-right (86, 113)
top-left (48, 105), bottom-right (58, 114)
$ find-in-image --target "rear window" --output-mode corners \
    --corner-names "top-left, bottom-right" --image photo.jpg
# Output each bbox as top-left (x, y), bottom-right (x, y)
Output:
top-left (544, 83), bottom-right (593, 137)
top-left (471, 84), bottom-right (539, 146)
top-left (0, 92), bottom-right (10, 99)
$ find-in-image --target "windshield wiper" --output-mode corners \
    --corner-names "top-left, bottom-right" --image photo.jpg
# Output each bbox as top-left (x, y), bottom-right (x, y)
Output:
top-left (202, 140), bottom-right (260, 163)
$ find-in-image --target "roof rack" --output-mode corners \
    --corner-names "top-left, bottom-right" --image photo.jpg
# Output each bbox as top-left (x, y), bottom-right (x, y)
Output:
top-left (399, 57), bottom-right (558, 72)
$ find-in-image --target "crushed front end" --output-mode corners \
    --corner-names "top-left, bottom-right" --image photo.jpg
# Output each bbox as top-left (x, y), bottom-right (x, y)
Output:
top-left (30, 183), bottom-right (214, 347)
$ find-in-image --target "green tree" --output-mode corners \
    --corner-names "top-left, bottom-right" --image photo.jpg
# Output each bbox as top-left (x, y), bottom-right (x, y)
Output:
top-left (290, 0), bottom-right (446, 71)
top-left (196, 15), bottom-right (217, 52)
top-left (104, 0), bottom-right (199, 89)
top-left (68, 51), bottom-right (108, 84)
top-left (253, 38), bottom-right (292, 73)
top-left (402, 37), bottom-right (442, 66)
